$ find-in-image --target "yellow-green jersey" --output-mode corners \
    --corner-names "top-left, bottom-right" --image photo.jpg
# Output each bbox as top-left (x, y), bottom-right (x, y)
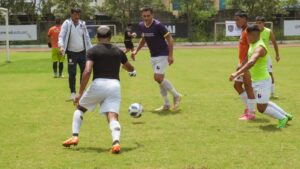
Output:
top-left (260, 27), bottom-right (271, 51)
top-left (248, 39), bottom-right (270, 82)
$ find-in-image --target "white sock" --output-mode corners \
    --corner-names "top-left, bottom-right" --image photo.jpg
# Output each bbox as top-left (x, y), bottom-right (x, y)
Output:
top-left (109, 120), bottom-right (121, 143)
top-left (247, 99), bottom-right (256, 114)
top-left (239, 91), bottom-right (248, 108)
top-left (72, 109), bottom-right (83, 136)
top-left (161, 79), bottom-right (179, 97)
top-left (160, 85), bottom-right (170, 106)
top-left (271, 84), bottom-right (275, 95)
top-left (264, 104), bottom-right (285, 120)
top-left (268, 101), bottom-right (288, 116)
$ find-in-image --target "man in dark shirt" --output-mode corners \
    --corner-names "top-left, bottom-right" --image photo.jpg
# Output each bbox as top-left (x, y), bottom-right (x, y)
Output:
top-left (132, 6), bottom-right (181, 111)
top-left (62, 26), bottom-right (136, 154)
top-left (124, 24), bottom-right (136, 54)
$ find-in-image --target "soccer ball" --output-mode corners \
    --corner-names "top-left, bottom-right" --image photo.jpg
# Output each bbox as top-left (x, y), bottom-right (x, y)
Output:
top-left (131, 32), bottom-right (137, 38)
top-left (128, 103), bottom-right (143, 118)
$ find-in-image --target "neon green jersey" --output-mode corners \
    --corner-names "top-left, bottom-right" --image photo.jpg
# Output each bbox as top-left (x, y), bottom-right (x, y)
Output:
top-left (248, 39), bottom-right (270, 82)
top-left (260, 27), bottom-right (271, 51)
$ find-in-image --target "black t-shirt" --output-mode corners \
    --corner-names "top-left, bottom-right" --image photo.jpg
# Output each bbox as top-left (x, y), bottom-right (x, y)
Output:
top-left (86, 43), bottom-right (128, 80)
top-left (124, 28), bottom-right (132, 41)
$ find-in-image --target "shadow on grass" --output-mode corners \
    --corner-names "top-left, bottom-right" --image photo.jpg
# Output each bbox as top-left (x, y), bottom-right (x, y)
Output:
top-left (259, 124), bottom-right (281, 132)
top-left (249, 118), bottom-right (270, 123)
top-left (0, 62), bottom-right (10, 67)
top-left (150, 109), bottom-right (182, 116)
top-left (131, 121), bottom-right (146, 125)
top-left (66, 142), bottom-right (143, 154)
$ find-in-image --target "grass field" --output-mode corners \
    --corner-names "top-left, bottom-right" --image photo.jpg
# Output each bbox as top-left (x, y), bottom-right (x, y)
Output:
top-left (0, 46), bottom-right (299, 169)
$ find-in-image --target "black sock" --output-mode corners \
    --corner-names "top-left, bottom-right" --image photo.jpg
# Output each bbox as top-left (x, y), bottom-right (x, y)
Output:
top-left (59, 62), bottom-right (63, 76)
top-left (53, 62), bottom-right (58, 74)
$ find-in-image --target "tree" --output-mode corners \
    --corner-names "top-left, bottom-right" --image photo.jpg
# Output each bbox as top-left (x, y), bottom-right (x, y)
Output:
top-left (0, 0), bottom-right (39, 23)
top-left (52, 0), bottom-right (96, 20)
top-left (179, 0), bottom-right (217, 41)
top-left (225, 0), bottom-right (298, 19)
top-left (101, 0), bottom-right (166, 30)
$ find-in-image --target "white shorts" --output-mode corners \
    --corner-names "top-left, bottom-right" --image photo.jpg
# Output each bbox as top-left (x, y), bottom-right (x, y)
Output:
top-left (267, 56), bottom-right (272, 73)
top-left (151, 56), bottom-right (169, 74)
top-left (79, 78), bottom-right (121, 114)
top-left (252, 78), bottom-right (272, 104)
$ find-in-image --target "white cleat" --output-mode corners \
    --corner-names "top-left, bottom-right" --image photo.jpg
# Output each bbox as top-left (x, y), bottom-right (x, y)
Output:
top-left (70, 92), bottom-right (76, 101)
top-left (155, 105), bottom-right (171, 112)
top-left (173, 94), bottom-right (182, 110)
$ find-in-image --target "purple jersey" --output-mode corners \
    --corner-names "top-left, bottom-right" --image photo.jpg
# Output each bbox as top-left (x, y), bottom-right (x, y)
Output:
top-left (139, 19), bottom-right (169, 57)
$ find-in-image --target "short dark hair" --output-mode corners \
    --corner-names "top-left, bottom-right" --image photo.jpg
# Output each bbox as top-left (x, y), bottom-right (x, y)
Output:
top-left (255, 16), bottom-right (266, 22)
top-left (71, 7), bottom-right (81, 14)
top-left (247, 24), bottom-right (260, 33)
top-left (97, 26), bottom-right (112, 38)
top-left (141, 6), bottom-right (153, 13)
top-left (55, 16), bottom-right (62, 25)
top-left (234, 11), bottom-right (248, 19)
top-left (127, 23), bottom-right (132, 27)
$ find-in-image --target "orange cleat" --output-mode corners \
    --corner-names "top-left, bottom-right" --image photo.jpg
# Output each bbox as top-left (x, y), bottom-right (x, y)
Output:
top-left (111, 142), bottom-right (121, 154)
top-left (62, 137), bottom-right (79, 147)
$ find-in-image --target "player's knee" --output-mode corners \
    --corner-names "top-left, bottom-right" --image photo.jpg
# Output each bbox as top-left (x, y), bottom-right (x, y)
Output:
top-left (257, 104), bottom-right (267, 113)
top-left (234, 82), bottom-right (242, 92)
top-left (77, 105), bottom-right (87, 113)
top-left (154, 76), bottom-right (164, 83)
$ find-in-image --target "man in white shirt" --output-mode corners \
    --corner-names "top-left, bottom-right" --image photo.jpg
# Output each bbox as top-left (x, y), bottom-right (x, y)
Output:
top-left (58, 7), bottom-right (92, 100)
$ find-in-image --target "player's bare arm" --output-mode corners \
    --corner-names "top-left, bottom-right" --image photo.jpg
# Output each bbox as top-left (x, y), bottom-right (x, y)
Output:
top-left (131, 36), bottom-right (146, 60)
top-left (230, 46), bottom-right (266, 81)
top-left (165, 33), bottom-right (174, 65)
top-left (123, 61), bottom-right (136, 77)
top-left (123, 61), bottom-right (135, 72)
top-left (270, 30), bottom-right (280, 62)
top-left (74, 60), bottom-right (93, 105)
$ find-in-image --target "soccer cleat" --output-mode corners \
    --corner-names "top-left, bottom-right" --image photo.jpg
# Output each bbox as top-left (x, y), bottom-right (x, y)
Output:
top-left (155, 105), bottom-right (171, 112)
top-left (173, 95), bottom-right (182, 110)
top-left (286, 113), bottom-right (293, 121)
top-left (239, 109), bottom-right (249, 120)
top-left (111, 141), bottom-right (121, 154)
top-left (70, 92), bottom-right (76, 101)
top-left (62, 137), bottom-right (79, 147)
top-left (54, 73), bottom-right (58, 78)
top-left (277, 117), bottom-right (289, 129)
top-left (59, 74), bottom-right (64, 78)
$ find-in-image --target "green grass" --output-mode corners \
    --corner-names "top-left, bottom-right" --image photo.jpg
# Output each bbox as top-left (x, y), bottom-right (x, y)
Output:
top-left (0, 47), bottom-right (299, 169)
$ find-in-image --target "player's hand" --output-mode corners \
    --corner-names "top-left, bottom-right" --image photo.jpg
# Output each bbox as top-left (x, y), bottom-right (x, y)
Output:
top-left (276, 55), bottom-right (280, 62)
top-left (73, 94), bottom-right (82, 106)
top-left (59, 47), bottom-right (65, 55)
top-left (47, 42), bottom-right (52, 48)
top-left (131, 51), bottom-right (137, 61)
top-left (129, 70), bottom-right (137, 77)
top-left (168, 56), bottom-right (174, 65)
top-left (229, 72), bottom-right (238, 81)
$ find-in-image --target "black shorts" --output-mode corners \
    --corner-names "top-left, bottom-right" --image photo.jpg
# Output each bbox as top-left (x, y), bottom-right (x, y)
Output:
top-left (124, 41), bottom-right (134, 49)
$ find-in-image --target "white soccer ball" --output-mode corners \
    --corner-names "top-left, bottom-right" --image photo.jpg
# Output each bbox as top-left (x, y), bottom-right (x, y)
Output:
top-left (128, 103), bottom-right (143, 118)
top-left (131, 32), bottom-right (137, 38)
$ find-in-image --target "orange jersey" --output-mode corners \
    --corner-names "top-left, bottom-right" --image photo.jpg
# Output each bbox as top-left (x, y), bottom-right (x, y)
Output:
top-left (48, 25), bottom-right (61, 48)
top-left (238, 29), bottom-right (249, 64)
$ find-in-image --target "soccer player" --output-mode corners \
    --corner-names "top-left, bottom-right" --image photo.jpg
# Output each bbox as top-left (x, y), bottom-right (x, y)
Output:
top-left (47, 16), bottom-right (64, 78)
top-left (62, 26), bottom-right (136, 154)
top-left (58, 7), bottom-right (92, 101)
top-left (131, 6), bottom-right (181, 111)
top-left (229, 25), bottom-right (293, 128)
top-left (256, 16), bottom-right (280, 99)
top-left (124, 24), bottom-right (136, 54)
top-left (233, 12), bottom-right (256, 120)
